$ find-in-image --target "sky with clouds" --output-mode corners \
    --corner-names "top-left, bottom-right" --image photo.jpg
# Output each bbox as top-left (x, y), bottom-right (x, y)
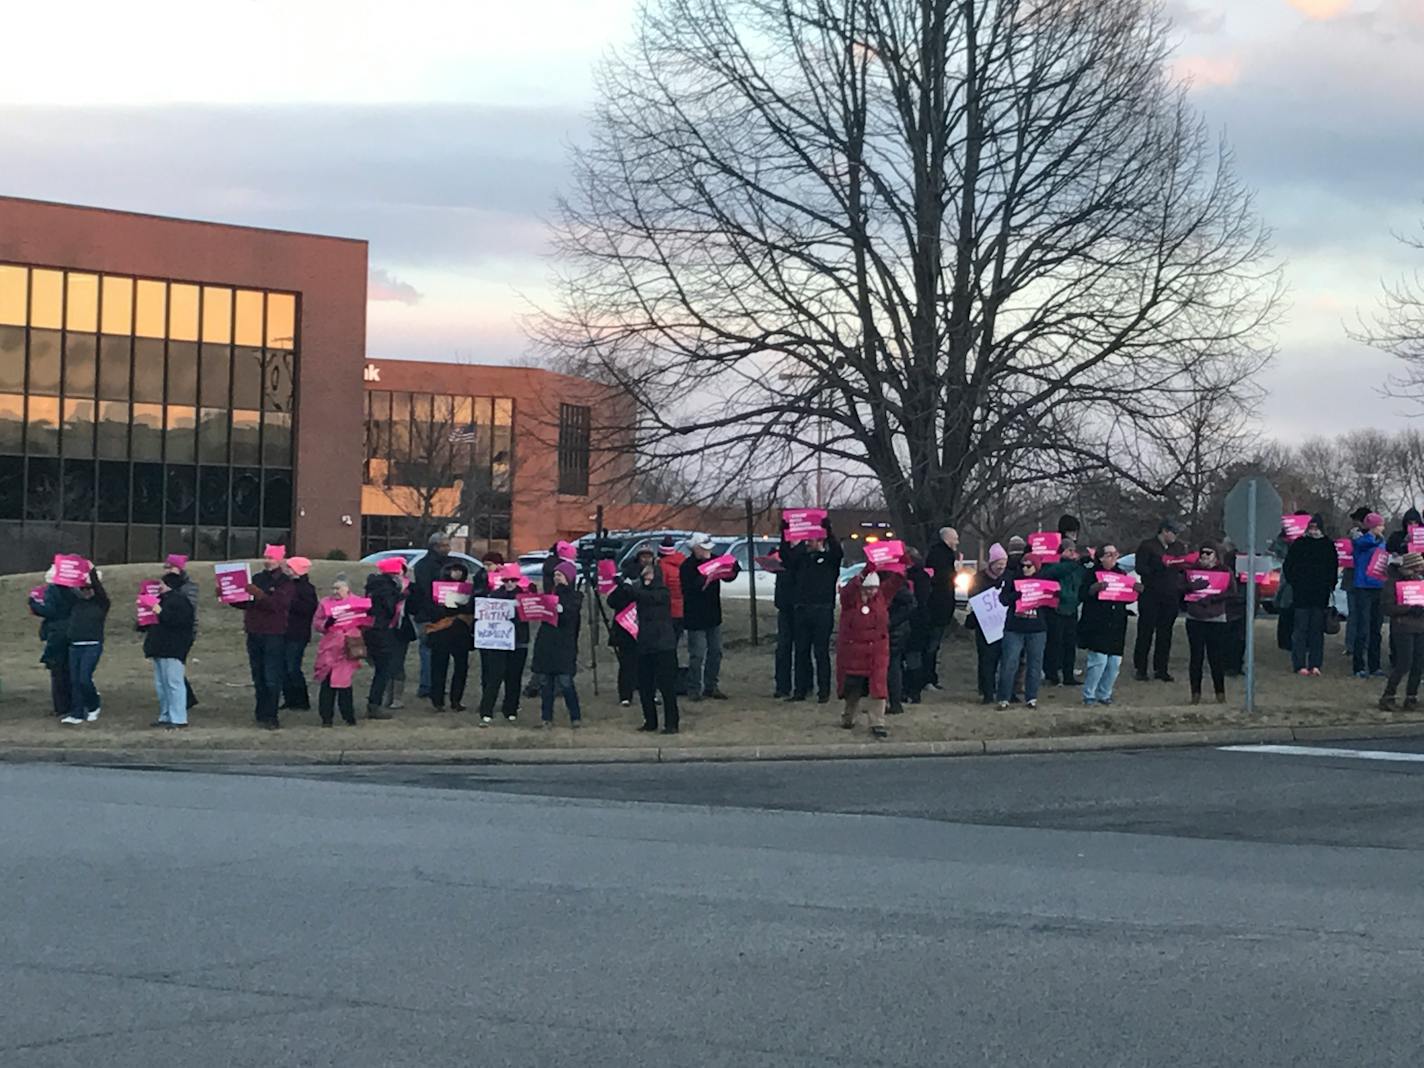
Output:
top-left (1, 0), bottom-right (1421, 440)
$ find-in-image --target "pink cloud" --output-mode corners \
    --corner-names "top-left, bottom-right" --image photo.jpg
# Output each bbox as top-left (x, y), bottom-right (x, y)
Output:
top-left (368, 267), bottom-right (422, 305)
top-left (1171, 54), bottom-right (1243, 88)
top-left (1287, 0), bottom-right (1352, 19)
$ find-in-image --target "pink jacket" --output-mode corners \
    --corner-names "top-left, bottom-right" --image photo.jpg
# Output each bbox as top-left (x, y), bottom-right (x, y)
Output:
top-left (313, 598), bottom-right (363, 689)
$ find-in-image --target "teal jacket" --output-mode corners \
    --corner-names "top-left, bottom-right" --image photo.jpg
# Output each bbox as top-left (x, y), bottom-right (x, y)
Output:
top-left (1040, 559), bottom-right (1089, 617)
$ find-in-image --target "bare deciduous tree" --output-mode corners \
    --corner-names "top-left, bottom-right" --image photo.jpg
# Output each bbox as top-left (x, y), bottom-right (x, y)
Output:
top-left (536, 0), bottom-right (1280, 547)
top-left (1358, 217), bottom-right (1424, 402)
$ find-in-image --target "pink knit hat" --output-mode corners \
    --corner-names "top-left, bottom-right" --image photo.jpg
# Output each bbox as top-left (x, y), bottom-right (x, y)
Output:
top-left (377, 557), bottom-right (405, 575)
top-left (165, 554), bottom-right (189, 569)
top-left (287, 556), bottom-right (312, 577)
top-left (1365, 512), bottom-right (1384, 529)
top-left (555, 540), bottom-right (576, 561)
top-left (988, 543), bottom-right (1008, 563)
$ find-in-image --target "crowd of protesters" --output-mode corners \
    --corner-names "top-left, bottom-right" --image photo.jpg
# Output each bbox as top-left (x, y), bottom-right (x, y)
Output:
top-left (26, 503), bottom-right (1424, 733)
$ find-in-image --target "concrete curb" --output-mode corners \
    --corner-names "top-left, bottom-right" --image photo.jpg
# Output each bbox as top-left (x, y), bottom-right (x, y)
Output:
top-left (6, 721), bottom-right (1424, 768)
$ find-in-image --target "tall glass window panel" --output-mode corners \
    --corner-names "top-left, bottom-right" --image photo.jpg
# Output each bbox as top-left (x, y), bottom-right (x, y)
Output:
top-left (62, 458), bottom-right (95, 521)
top-left (63, 334), bottom-right (97, 397)
top-left (262, 349), bottom-right (294, 412)
top-left (0, 462), bottom-right (18, 519)
top-left (0, 393), bottom-right (22, 452)
top-left (165, 465), bottom-right (197, 524)
top-left (494, 397), bottom-right (513, 428)
top-left (201, 286), bottom-right (232, 345)
top-left (262, 410), bottom-right (291, 466)
top-left (198, 466), bottom-right (229, 525)
top-left (131, 462), bottom-right (164, 523)
top-left (62, 399), bottom-right (95, 459)
top-left (65, 273), bottom-right (99, 333)
top-left (231, 409), bottom-right (260, 465)
top-left (131, 403), bottom-right (163, 461)
top-left (27, 395), bottom-right (60, 456)
top-left (164, 525), bottom-right (194, 559)
top-left (0, 326), bottom-right (23, 392)
top-left (30, 269), bottom-right (62, 330)
top-left (26, 456), bottom-right (61, 520)
top-left (200, 343), bottom-right (230, 408)
top-left (166, 341), bottom-right (197, 405)
top-left (28, 330), bottom-right (60, 396)
top-left (389, 392), bottom-right (412, 467)
top-left (229, 527), bottom-right (258, 561)
top-left (196, 526), bottom-right (226, 561)
top-left (98, 335), bottom-right (131, 401)
top-left (96, 402), bottom-right (129, 459)
top-left (166, 405), bottom-right (196, 463)
top-left (0, 265), bottom-right (26, 326)
top-left (232, 346), bottom-right (262, 410)
top-left (132, 337), bottom-right (165, 403)
top-left (93, 523), bottom-right (127, 565)
top-left (168, 283), bottom-right (199, 343)
top-left (263, 470), bottom-right (292, 528)
top-left (97, 460), bottom-right (129, 522)
top-left (266, 293), bottom-right (296, 350)
top-left (134, 280), bottom-right (166, 339)
top-left (231, 467), bottom-right (262, 527)
top-left (100, 276), bottom-right (133, 336)
top-left (129, 525), bottom-right (161, 564)
top-left (234, 289), bottom-right (263, 347)
top-left (492, 424), bottom-right (512, 492)
top-left (198, 407), bottom-right (228, 463)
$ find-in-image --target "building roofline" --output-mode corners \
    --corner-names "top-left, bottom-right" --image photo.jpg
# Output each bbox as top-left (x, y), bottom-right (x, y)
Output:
top-left (0, 195), bottom-right (368, 247)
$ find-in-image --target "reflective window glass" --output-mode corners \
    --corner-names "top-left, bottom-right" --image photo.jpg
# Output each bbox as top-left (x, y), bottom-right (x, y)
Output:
top-left (62, 399), bottom-right (95, 459)
top-left (64, 334), bottom-right (97, 397)
top-left (494, 397), bottom-right (513, 427)
top-left (0, 466), bottom-right (18, 519)
top-left (93, 523), bottom-right (127, 564)
top-left (131, 463), bottom-right (164, 523)
top-left (389, 392), bottom-right (411, 462)
top-left (167, 341), bottom-right (197, 405)
top-left (232, 347), bottom-right (262, 410)
top-left (131, 403), bottom-right (163, 461)
top-left (27, 395), bottom-right (59, 455)
top-left (98, 335), bottom-right (131, 401)
top-left (262, 349), bottom-right (294, 412)
top-left (196, 525), bottom-right (226, 561)
top-left (132, 338), bottom-right (164, 403)
top-left (234, 290), bottom-right (263, 347)
top-left (165, 465), bottom-right (197, 524)
top-left (231, 468), bottom-right (262, 526)
top-left (229, 526), bottom-right (259, 560)
top-left (0, 266), bottom-right (26, 326)
top-left (266, 293), bottom-right (296, 349)
top-left (263, 470), bottom-right (293, 527)
top-left (129, 524), bottom-right (160, 562)
top-left (135, 280), bottom-right (166, 339)
top-left (101, 276), bottom-right (133, 335)
top-left (166, 405), bottom-right (196, 463)
top-left (168, 284), bottom-right (199, 343)
top-left (30, 269), bottom-right (63, 330)
top-left (97, 461), bottom-right (129, 522)
top-left (262, 411), bottom-right (291, 466)
top-left (0, 326), bottom-right (23, 392)
top-left (199, 408), bottom-right (228, 463)
top-left (0, 393), bottom-right (23, 452)
top-left (97, 402), bottom-right (129, 458)
top-left (231, 409), bottom-right (260, 465)
top-left (62, 458), bottom-right (95, 520)
top-left (26, 457), bottom-right (61, 520)
top-left (164, 524), bottom-right (194, 559)
top-left (29, 330), bottom-right (61, 395)
top-left (201, 287), bottom-right (232, 344)
top-left (66, 273), bottom-right (99, 333)
top-left (200, 343), bottom-right (230, 408)
top-left (199, 466), bottom-right (229, 525)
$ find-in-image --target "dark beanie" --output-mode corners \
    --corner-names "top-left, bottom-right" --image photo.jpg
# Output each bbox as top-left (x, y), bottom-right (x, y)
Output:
top-left (1310, 513), bottom-right (1325, 530)
top-left (1350, 506), bottom-right (1371, 524)
top-left (162, 572), bottom-right (185, 591)
top-left (1056, 513), bottom-right (1081, 535)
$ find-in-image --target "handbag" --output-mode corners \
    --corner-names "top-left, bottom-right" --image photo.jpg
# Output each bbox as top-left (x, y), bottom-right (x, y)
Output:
top-left (343, 631), bottom-right (367, 660)
top-left (1324, 608), bottom-right (1342, 636)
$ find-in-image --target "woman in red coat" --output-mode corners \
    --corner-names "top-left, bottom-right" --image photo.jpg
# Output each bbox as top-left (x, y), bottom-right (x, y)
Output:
top-left (836, 564), bottom-right (905, 738)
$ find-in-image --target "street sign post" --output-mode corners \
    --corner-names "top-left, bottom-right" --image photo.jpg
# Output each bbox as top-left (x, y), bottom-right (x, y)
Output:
top-left (1223, 475), bottom-right (1283, 715)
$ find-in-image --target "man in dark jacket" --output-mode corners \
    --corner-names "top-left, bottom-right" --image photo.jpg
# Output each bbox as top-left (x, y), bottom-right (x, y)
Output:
top-left (1132, 519), bottom-right (1184, 682)
top-left (771, 544), bottom-right (797, 699)
top-left (144, 572), bottom-right (197, 728)
top-left (240, 551), bottom-right (295, 729)
top-left (408, 532), bottom-right (452, 700)
top-left (784, 517), bottom-right (842, 703)
top-left (625, 564), bottom-right (681, 733)
top-left (886, 558), bottom-right (918, 715)
top-left (923, 526), bottom-right (961, 690)
top-left (31, 577), bottom-right (76, 719)
top-left (362, 558), bottom-right (406, 720)
top-left (681, 533), bottom-right (741, 700)
top-left (903, 548), bottom-right (934, 702)
top-left (530, 561), bottom-right (583, 726)
top-left (280, 557), bottom-right (318, 711)
top-left (1283, 514), bottom-right (1339, 676)
top-left (62, 570), bottom-right (110, 724)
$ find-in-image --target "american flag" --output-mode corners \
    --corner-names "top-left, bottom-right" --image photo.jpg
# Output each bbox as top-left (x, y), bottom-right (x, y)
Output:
top-left (448, 423), bottom-right (478, 444)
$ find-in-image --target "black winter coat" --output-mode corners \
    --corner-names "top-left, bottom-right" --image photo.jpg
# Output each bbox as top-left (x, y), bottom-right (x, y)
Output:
top-left (630, 575), bottom-right (678, 654)
top-left (285, 577), bottom-right (319, 641)
top-left (1283, 535), bottom-right (1339, 609)
top-left (1134, 537), bottom-right (1184, 610)
top-left (481, 583), bottom-right (531, 648)
top-left (999, 569), bottom-right (1048, 634)
top-left (681, 555), bottom-right (740, 630)
top-left (362, 573), bottom-right (402, 654)
top-left (888, 583), bottom-right (916, 650)
top-left (409, 550), bottom-right (450, 623)
top-left (143, 588), bottom-right (196, 661)
top-left (781, 535), bottom-right (842, 607)
top-left (67, 582), bottom-right (110, 644)
top-left (530, 585), bottom-right (582, 676)
top-left (1078, 565), bottom-right (1130, 656)
top-left (925, 541), bottom-right (960, 625)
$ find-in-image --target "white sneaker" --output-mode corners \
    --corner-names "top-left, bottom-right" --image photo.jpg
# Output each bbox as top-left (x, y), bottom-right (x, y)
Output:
top-left (1026, 699), bottom-right (1038, 709)
top-left (86, 708), bottom-right (101, 722)
top-left (60, 716), bottom-right (85, 725)
top-left (620, 700), bottom-right (631, 707)
top-left (480, 715), bottom-right (492, 726)
top-left (996, 701), bottom-right (1009, 711)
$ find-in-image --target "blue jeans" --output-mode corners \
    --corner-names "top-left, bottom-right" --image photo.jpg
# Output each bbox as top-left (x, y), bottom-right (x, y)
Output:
top-left (245, 632), bottom-right (285, 723)
top-left (68, 643), bottom-right (103, 715)
top-left (997, 630), bottom-right (1045, 703)
top-left (687, 625), bottom-right (723, 696)
top-left (1353, 588), bottom-right (1383, 674)
top-left (1081, 652), bottom-right (1122, 704)
top-left (153, 658), bottom-right (188, 725)
top-left (539, 673), bottom-right (581, 723)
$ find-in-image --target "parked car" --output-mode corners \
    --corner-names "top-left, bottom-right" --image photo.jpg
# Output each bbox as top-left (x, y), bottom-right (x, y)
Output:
top-left (358, 548), bottom-right (481, 570)
top-left (517, 551), bottom-right (550, 583)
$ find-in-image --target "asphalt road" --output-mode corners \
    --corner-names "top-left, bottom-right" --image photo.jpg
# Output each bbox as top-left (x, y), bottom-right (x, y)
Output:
top-left (7, 742), bottom-right (1424, 1066)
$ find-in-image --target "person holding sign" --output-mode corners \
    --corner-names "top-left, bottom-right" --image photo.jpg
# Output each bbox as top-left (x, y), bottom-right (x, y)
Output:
top-left (60, 568), bottom-right (110, 725)
top-left (477, 565), bottom-right (530, 723)
top-left (965, 545), bottom-right (1009, 704)
top-left (362, 558), bottom-right (406, 721)
top-left (1040, 540), bottom-right (1089, 687)
top-left (531, 561), bottom-right (584, 727)
top-left (1282, 515), bottom-right (1338, 677)
top-left (1079, 545), bottom-right (1138, 706)
top-left (835, 564), bottom-right (905, 738)
top-left (427, 560), bottom-right (479, 714)
top-left (142, 572), bottom-right (197, 728)
top-left (281, 557), bottom-right (318, 712)
top-left (1351, 512), bottom-right (1388, 678)
top-left (1182, 544), bottom-right (1235, 704)
top-left (1133, 519), bottom-right (1184, 682)
top-left (607, 558), bottom-right (645, 706)
top-left (923, 526), bottom-right (961, 692)
top-left (30, 565), bottom-right (77, 719)
top-left (236, 545), bottom-right (295, 730)
top-left (781, 515), bottom-right (842, 704)
top-left (164, 555), bottom-right (201, 712)
top-left (627, 562), bottom-right (680, 733)
top-left (312, 575), bottom-right (363, 726)
top-left (1380, 552), bottom-right (1424, 710)
top-left (996, 556), bottom-right (1052, 710)
top-left (681, 533), bottom-right (740, 701)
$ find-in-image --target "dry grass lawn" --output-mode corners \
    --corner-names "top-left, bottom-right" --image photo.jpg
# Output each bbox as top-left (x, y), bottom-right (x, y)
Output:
top-left (0, 561), bottom-right (1415, 752)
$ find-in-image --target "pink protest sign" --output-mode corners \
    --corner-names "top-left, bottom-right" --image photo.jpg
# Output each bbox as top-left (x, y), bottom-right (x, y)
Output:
top-left (1162, 552), bottom-right (1200, 568)
top-left (615, 602), bottom-right (639, 638)
top-left (328, 596), bottom-right (373, 630)
top-left (431, 581), bottom-right (474, 608)
top-left (516, 592), bottom-right (559, 623)
top-left (1097, 571), bottom-right (1138, 603)
top-left (1027, 532), bottom-right (1061, 561)
top-left (698, 553), bottom-right (736, 586)
top-left (863, 540), bottom-right (906, 573)
top-left (136, 579), bottom-right (163, 626)
top-left (1335, 539), bottom-right (1354, 567)
top-left (783, 508), bottom-right (829, 543)
top-left (52, 554), bottom-right (91, 588)
top-left (597, 558), bottom-right (617, 595)
top-left (1014, 578), bottom-right (1060, 613)
top-left (1397, 581), bottom-right (1424, 606)
top-left (1281, 515), bottom-right (1309, 542)
top-left (214, 561), bottom-right (253, 604)
top-left (1410, 526), bottom-right (1424, 553)
top-left (1367, 547), bottom-right (1389, 582)
top-left (1184, 569), bottom-right (1230, 602)
top-left (754, 554), bottom-right (784, 574)
top-left (28, 585), bottom-right (45, 605)
top-left (1236, 569), bottom-right (1272, 586)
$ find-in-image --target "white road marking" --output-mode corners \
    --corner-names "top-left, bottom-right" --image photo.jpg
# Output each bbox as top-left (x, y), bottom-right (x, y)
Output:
top-left (1219, 744), bottom-right (1424, 764)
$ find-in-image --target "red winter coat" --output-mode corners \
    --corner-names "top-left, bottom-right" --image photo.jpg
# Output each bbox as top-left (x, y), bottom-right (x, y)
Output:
top-left (835, 571), bottom-right (904, 700)
top-left (659, 551), bottom-right (687, 620)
